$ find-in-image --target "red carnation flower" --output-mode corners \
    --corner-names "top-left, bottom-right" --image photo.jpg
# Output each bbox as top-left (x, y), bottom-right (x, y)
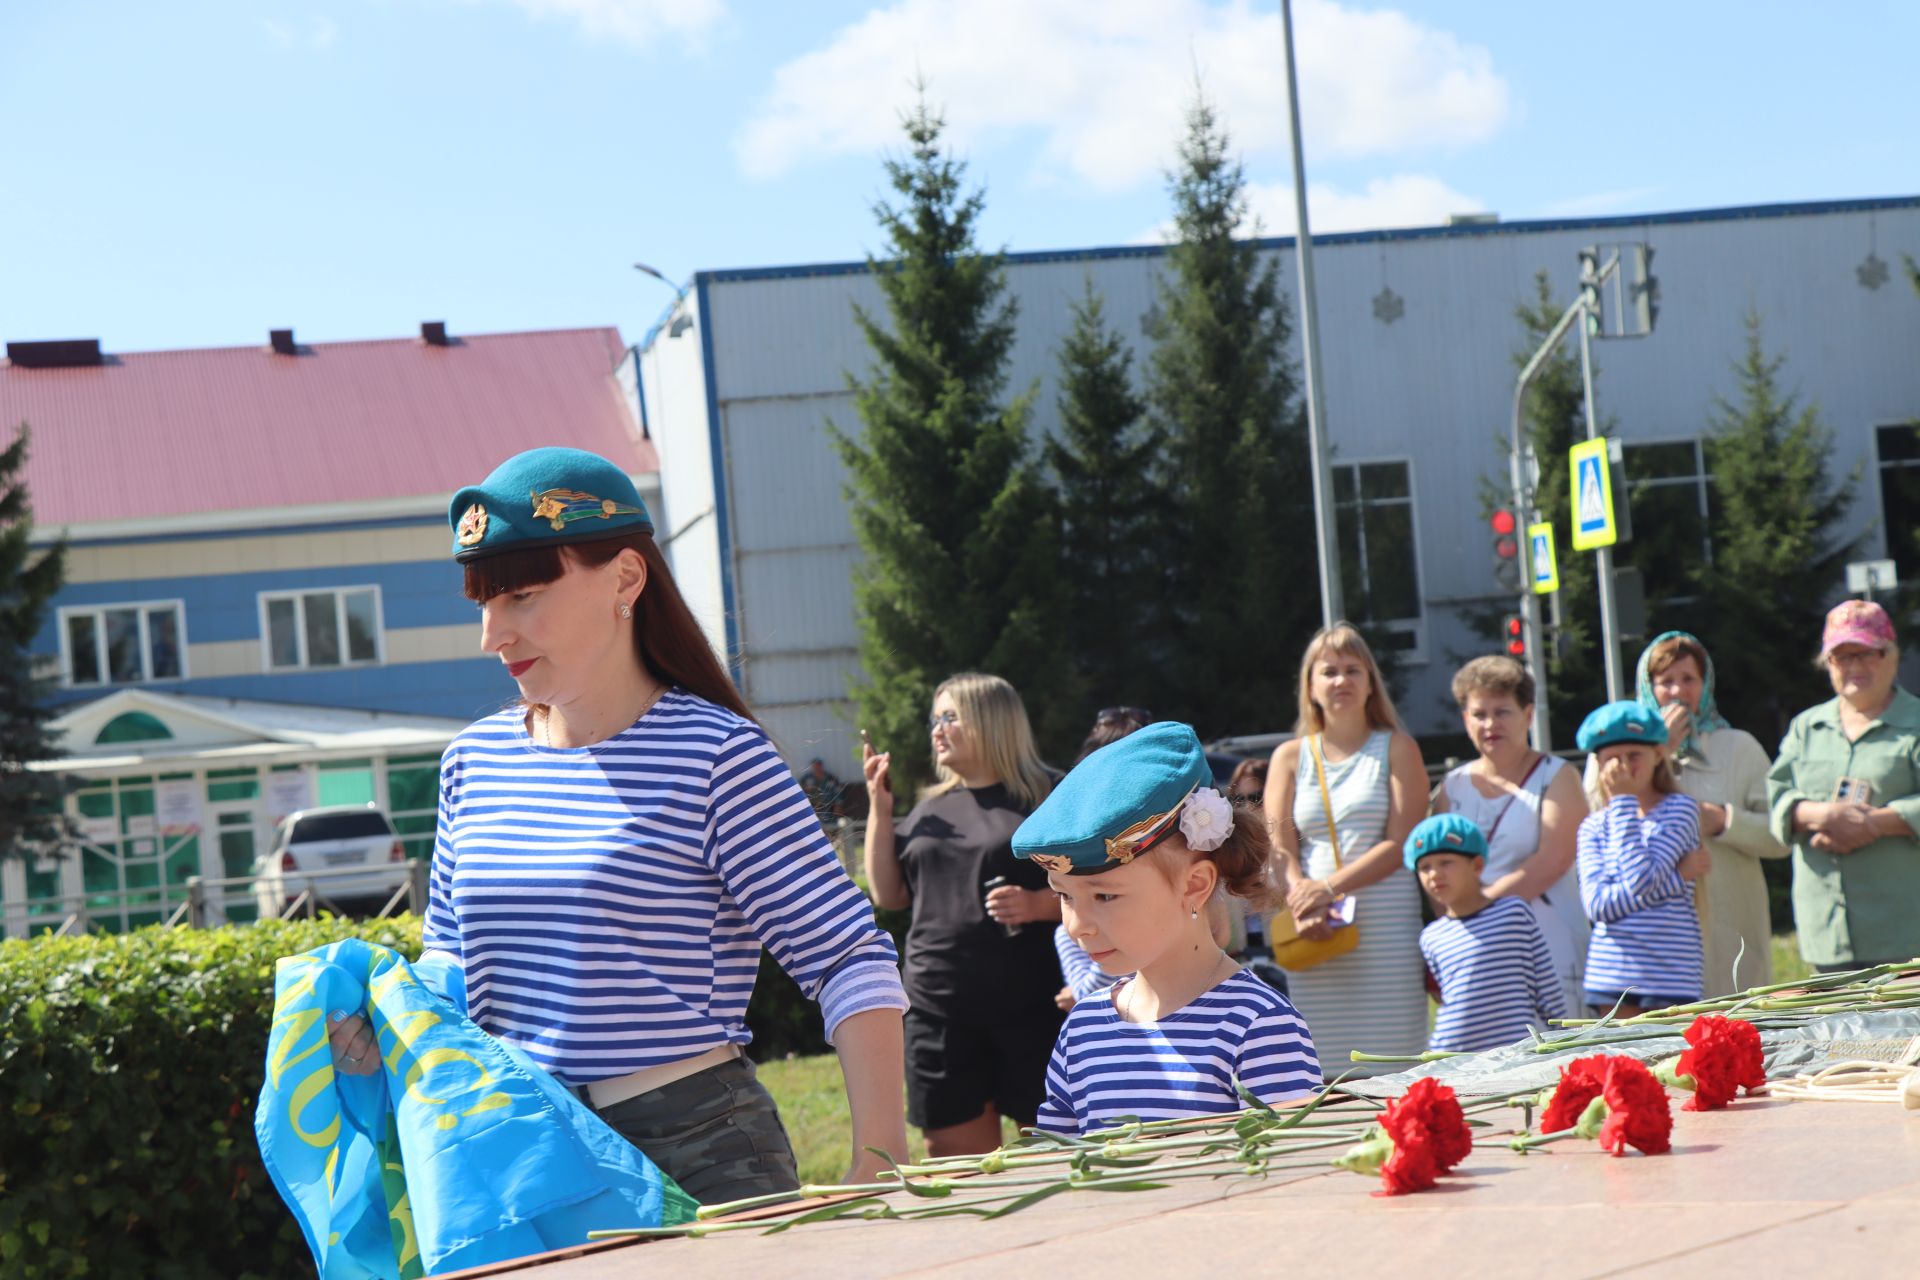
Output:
top-left (1597, 1057), bottom-right (1673, 1156)
top-left (1373, 1077), bottom-right (1474, 1196)
top-left (1675, 1015), bottom-right (1767, 1111)
top-left (1539, 1055), bottom-right (1612, 1133)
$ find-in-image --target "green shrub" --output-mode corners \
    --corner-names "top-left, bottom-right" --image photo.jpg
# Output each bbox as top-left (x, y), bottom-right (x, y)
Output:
top-left (0, 916), bottom-right (422, 1280)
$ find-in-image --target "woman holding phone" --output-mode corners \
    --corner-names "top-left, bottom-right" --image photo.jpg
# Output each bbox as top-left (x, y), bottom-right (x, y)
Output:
top-left (863, 673), bottom-right (1063, 1156)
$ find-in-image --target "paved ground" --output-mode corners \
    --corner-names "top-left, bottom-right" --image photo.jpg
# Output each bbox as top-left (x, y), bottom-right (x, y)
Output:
top-left (449, 1095), bottom-right (1920, 1279)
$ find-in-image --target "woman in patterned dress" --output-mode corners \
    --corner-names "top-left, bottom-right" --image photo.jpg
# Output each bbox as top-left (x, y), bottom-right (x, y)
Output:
top-left (1264, 623), bottom-right (1430, 1072)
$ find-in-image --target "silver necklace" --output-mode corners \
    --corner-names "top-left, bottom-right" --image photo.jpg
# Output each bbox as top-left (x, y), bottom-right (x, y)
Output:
top-left (537, 684), bottom-right (667, 749)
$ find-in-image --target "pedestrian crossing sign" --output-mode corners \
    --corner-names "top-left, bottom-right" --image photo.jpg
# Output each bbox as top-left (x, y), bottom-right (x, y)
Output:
top-left (1527, 521), bottom-right (1558, 594)
top-left (1569, 438), bottom-right (1617, 551)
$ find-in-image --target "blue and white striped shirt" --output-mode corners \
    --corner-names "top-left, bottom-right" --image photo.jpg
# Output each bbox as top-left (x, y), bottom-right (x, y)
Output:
top-left (1420, 895), bottom-right (1567, 1052)
top-left (421, 692), bottom-right (907, 1085)
top-left (1034, 970), bottom-right (1321, 1135)
top-left (1578, 793), bottom-right (1704, 1001)
top-left (1053, 924), bottom-right (1119, 1000)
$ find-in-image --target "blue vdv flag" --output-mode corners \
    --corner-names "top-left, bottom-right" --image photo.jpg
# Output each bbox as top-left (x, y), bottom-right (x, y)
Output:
top-left (255, 939), bottom-right (695, 1277)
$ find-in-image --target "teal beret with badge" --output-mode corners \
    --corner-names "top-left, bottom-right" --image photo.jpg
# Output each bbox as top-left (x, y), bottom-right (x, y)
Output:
top-left (1013, 721), bottom-right (1233, 876)
top-left (448, 446), bottom-right (653, 562)
top-left (1575, 700), bottom-right (1668, 753)
top-left (1403, 813), bottom-right (1488, 872)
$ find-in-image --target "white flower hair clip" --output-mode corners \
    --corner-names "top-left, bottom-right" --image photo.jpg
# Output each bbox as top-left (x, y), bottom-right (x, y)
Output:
top-left (1178, 787), bottom-right (1234, 852)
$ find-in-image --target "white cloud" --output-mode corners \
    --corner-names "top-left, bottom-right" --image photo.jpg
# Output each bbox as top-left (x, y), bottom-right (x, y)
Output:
top-left (1135, 173), bottom-right (1484, 242)
top-left (480, 0), bottom-right (725, 48)
top-left (736, 0), bottom-right (1510, 187)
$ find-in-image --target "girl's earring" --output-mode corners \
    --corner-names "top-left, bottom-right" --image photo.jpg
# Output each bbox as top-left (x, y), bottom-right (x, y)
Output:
top-left (619, 602), bottom-right (632, 619)
top-left (1190, 908), bottom-right (1199, 920)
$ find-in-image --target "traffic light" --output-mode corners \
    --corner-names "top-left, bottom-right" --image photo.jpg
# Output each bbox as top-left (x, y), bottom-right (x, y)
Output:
top-left (1578, 246), bottom-right (1602, 336)
top-left (1504, 614), bottom-right (1526, 657)
top-left (1491, 508), bottom-right (1521, 592)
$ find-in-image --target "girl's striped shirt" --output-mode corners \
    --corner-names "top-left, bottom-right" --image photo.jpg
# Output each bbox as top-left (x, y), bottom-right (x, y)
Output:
top-left (1053, 924), bottom-right (1119, 1000)
top-left (1577, 792), bottom-right (1704, 1001)
top-left (421, 691), bottom-right (907, 1085)
top-left (1420, 895), bottom-right (1567, 1052)
top-left (1034, 969), bottom-right (1321, 1135)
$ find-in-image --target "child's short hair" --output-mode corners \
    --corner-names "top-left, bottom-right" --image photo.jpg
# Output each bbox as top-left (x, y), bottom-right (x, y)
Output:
top-left (1151, 807), bottom-right (1280, 912)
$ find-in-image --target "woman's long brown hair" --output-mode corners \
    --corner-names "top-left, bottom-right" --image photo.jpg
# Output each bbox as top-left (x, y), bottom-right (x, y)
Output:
top-left (461, 531), bottom-right (754, 722)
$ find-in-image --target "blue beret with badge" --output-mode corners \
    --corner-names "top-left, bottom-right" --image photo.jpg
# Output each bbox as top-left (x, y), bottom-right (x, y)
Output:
top-left (1013, 721), bottom-right (1233, 876)
top-left (1403, 812), bottom-right (1489, 872)
top-left (1575, 700), bottom-right (1668, 753)
top-left (448, 446), bottom-right (653, 562)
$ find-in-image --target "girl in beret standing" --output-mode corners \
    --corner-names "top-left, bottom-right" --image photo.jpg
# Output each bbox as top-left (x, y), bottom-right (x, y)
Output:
top-left (328, 447), bottom-right (909, 1204)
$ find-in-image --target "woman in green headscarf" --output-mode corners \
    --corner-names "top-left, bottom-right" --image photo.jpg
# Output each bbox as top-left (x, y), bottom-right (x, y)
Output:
top-left (1584, 631), bottom-right (1787, 993)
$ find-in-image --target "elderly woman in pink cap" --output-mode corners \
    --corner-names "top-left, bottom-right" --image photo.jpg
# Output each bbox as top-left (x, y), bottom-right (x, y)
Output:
top-left (1768, 600), bottom-right (1920, 971)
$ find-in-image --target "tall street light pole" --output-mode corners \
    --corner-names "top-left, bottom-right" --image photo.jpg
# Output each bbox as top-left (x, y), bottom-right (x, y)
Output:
top-left (1280, 0), bottom-right (1344, 629)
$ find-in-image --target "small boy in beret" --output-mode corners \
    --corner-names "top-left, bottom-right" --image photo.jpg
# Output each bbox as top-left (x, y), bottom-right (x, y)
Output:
top-left (1407, 814), bottom-right (1567, 1052)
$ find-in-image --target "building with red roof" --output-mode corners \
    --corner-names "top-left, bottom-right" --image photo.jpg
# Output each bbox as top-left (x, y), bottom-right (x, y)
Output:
top-left (0, 323), bottom-right (656, 934)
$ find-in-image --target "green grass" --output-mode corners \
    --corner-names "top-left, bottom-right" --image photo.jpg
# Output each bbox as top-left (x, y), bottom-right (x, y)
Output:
top-left (760, 935), bottom-right (1817, 1186)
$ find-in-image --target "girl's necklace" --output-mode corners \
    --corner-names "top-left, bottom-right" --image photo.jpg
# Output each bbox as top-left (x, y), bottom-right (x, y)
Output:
top-left (538, 683), bottom-right (668, 749)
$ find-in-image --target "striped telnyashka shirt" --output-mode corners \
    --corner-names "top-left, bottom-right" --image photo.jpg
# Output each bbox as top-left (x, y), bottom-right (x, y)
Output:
top-left (422, 691), bottom-right (907, 1085)
top-left (1577, 792), bottom-right (1704, 1001)
top-left (1421, 895), bottom-right (1568, 1052)
top-left (1034, 970), bottom-right (1321, 1135)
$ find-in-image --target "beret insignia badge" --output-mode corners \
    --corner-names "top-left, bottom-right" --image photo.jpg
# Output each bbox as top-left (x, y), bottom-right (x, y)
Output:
top-left (456, 503), bottom-right (489, 547)
top-left (530, 488), bottom-right (645, 532)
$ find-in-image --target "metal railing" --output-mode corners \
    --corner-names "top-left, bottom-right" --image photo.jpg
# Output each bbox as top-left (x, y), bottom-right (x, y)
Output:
top-left (18, 860), bottom-right (430, 937)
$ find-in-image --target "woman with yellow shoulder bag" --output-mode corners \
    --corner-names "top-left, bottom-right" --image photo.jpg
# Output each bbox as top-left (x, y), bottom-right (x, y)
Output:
top-left (1263, 624), bottom-right (1430, 1074)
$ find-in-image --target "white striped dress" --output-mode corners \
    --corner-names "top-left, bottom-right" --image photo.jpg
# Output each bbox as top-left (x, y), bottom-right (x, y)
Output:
top-left (1287, 730), bottom-right (1427, 1070)
top-left (1034, 970), bottom-right (1321, 1135)
top-left (1577, 793), bottom-right (1704, 1002)
top-left (1421, 895), bottom-right (1568, 1052)
top-left (421, 691), bottom-right (908, 1086)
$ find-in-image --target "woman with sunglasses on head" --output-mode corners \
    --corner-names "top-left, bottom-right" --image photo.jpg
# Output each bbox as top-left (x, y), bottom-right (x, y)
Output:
top-left (326, 447), bottom-right (909, 1207)
top-left (1768, 601), bottom-right (1920, 973)
top-left (864, 674), bottom-right (1064, 1156)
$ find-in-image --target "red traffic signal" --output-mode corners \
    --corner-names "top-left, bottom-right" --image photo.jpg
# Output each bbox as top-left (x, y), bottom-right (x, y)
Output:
top-left (1492, 509), bottom-right (1522, 590)
top-left (1490, 509), bottom-right (1517, 536)
top-left (1504, 615), bottom-right (1525, 657)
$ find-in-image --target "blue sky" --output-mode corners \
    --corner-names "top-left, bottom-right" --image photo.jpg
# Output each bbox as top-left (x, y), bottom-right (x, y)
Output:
top-left (3, 0), bottom-right (1915, 354)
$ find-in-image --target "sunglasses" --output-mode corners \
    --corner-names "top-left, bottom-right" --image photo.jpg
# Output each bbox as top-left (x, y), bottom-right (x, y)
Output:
top-left (1096, 706), bottom-right (1152, 725)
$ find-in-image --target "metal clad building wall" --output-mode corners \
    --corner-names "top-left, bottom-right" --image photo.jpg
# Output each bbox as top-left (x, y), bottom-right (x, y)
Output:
top-left (639, 295), bottom-right (728, 655)
top-left (665, 201), bottom-right (1920, 754)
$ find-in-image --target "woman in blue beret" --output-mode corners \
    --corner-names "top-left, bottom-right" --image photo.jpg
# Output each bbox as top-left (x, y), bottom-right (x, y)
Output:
top-left (1264, 623), bottom-right (1431, 1070)
top-left (327, 447), bottom-right (909, 1204)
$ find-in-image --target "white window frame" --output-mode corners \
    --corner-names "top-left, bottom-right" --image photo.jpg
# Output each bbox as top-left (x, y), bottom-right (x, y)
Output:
top-left (1870, 420), bottom-right (1920, 576)
top-left (57, 598), bottom-right (190, 687)
top-left (1331, 455), bottom-right (1428, 662)
top-left (1620, 436), bottom-right (1714, 604)
top-left (256, 585), bottom-right (386, 671)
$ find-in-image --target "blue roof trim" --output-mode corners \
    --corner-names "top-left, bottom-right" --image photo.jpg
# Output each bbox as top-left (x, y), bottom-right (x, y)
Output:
top-left (693, 275), bottom-right (745, 686)
top-left (685, 193), bottom-right (1920, 289)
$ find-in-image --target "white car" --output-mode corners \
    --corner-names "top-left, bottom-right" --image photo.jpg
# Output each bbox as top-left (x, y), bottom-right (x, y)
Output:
top-left (253, 804), bottom-right (410, 918)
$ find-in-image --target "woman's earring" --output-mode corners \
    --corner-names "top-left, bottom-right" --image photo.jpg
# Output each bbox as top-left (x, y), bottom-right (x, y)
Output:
top-left (1190, 908), bottom-right (1199, 920)
top-left (619, 602), bottom-right (632, 619)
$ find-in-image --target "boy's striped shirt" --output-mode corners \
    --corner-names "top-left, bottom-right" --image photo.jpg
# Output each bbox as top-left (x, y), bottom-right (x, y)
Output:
top-left (1421, 895), bottom-right (1567, 1052)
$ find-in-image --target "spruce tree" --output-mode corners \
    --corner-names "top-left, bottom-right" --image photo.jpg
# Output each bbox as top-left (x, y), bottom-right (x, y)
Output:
top-left (0, 425), bottom-right (73, 862)
top-left (832, 101), bottom-right (1068, 789)
top-left (1690, 310), bottom-right (1857, 742)
top-left (1044, 281), bottom-right (1163, 713)
top-left (1144, 95), bottom-right (1316, 738)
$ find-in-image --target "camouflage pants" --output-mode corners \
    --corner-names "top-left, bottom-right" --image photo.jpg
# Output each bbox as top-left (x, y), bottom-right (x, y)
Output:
top-left (594, 1055), bottom-right (801, 1206)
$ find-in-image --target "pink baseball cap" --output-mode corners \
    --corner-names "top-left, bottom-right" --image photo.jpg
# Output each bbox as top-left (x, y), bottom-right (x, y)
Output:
top-left (1821, 599), bottom-right (1896, 656)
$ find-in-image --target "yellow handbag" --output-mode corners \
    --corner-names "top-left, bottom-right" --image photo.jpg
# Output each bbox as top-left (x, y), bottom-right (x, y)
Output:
top-left (1270, 735), bottom-right (1361, 972)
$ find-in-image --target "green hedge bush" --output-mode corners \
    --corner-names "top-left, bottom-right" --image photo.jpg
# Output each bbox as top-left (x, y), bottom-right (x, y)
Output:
top-left (2, 903), bottom-right (910, 1277)
top-left (0, 916), bottom-right (422, 1280)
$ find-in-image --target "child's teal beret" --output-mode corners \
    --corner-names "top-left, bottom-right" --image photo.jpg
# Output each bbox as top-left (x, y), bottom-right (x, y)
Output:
top-left (1013, 721), bottom-right (1223, 876)
top-left (448, 446), bottom-right (654, 562)
top-left (1575, 700), bottom-right (1668, 753)
top-left (1404, 813), bottom-right (1488, 872)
